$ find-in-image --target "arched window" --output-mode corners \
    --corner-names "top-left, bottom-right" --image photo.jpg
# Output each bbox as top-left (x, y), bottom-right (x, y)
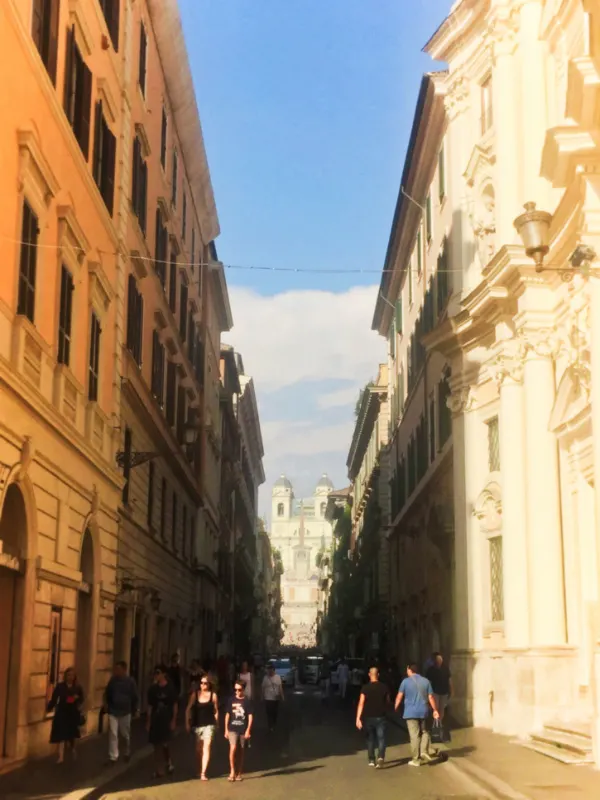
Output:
top-left (277, 502), bottom-right (284, 517)
top-left (320, 502), bottom-right (326, 517)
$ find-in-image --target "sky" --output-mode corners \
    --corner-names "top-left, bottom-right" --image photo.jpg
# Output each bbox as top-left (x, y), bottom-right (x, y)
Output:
top-left (179, 0), bottom-right (451, 518)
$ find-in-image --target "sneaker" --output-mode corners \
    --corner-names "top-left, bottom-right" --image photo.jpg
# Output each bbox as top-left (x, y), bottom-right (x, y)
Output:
top-left (408, 758), bottom-right (421, 767)
top-left (376, 757), bottom-right (384, 769)
top-left (368, 761), bottom-right (376, 767)
top-left (421, 753), bottom-right (435, 763)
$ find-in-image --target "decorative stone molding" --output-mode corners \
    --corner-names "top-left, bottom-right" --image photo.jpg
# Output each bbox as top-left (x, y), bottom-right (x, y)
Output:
top-left (445, 74), bottom-right (469, 120)
top-left (17, 437), bottom-right (34, 483)
top-left (88, 260), bottom-right (114, 313)
top-left (519, 328), bottom-right (562, 359)
top-left (487, 7), bottom-right (521, 57)
top-left (17, 128), bottom-right (60, 209)
top-left (58, 204), bottom-right (89, 267)
top-left (447, 386), bottom-right (474, 415)
top-left (473, 481), bottom-right (502, 534)
top-left (490, 339), bottom-right (527, 386)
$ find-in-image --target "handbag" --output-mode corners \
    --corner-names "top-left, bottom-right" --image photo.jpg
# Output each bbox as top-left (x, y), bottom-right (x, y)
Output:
top-left (431, 718), bottom-right (444, 744)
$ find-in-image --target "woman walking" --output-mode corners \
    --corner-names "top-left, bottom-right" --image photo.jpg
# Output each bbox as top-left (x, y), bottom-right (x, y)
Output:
top-left (147, 664), bottom-right (178, 778)
top-left (186, 673), bottom-right (219, 781)
top-left (47, 667), bottom-right (84, 764)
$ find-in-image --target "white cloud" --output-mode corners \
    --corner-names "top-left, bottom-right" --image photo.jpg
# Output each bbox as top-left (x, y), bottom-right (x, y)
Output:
top-left (261, 419), bottom-right (355, 457)
top-left (317, 386), bottom-right (361, 410)
top-left (226, 285), bottom-right (384, 392)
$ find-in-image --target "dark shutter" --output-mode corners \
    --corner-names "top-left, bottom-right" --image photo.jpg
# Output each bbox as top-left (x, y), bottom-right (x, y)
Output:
top-left (79, 58), bottom-right (93, 160)
top-left (140, 161), bottom-right (148, 234)
top-left (122, 427), bottom-right (132, 504)
top-left (132, 136), bottom-right (140, 211)
top-left (104, 122), bottom-right (116, 215)
top-left (126, 274), bottom-right (135, 352)
top-left (47, 0), bottom-right (60, 84)
top-left (160, 107), bottom-right (167, 168)
top-left (63, 26), bottom-right (75, 115)
top-left (32, 0), bottom-right (43, 50)
top-left (93, 100), bottom-right (103, 185)
top-left (169, 255), bottom-right (177, 313)
top-left (138, 22), bottom-right (147, 95)
top-left (17, 201), bottom-right (38, 322)
top-left (137, 293), bottom-right (144, 365)
top-left (109, 0), bottom-right (120, 51)
top-left (179, 281), bottom-right (188, 341)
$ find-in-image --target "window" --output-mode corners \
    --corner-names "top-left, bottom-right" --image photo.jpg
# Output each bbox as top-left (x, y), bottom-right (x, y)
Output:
top-left (438, 144), bottom-right (446, 201)
top-left (195, 333), bottom-right (204, 387)
top-left (126, 274), bottom-right (143, 366)
top-left (388, 320), bottom-right (395, 360)
top-left (92, 101), bottom-right (116, 215)
top-left (182, 191), bottom-right (187, 242)
top-left (138, 21), bottom-right (147, 96)
top-left (63, 27), bottom-right (92, 159)
top-left (154, 207), bottom-right (167, 288)
top-left (176, 384), bottom-right (186, 444)
top-left (99, 0), bottom-right (120, 50)
top-left (46, 607), bottom-right (62, 704)
top-left (88, 312), bottom-right (101, 401)
top-left (408, 260), bottom-right (413, 306)
top-left (481, 74), bottom-right (493, 134)
top-left (187, 316), bottom-right (196, 364)
top-left (320, 502), bottom-right (326, 517)
top-left (395, 297), bottom-right (403, 337)
top-left (179, 279), bottom-right (188, 341)
top-left (168, 251), bottom-right (177, 313)
top-left (151, 330), bottom-right (165, 405)
top-left (182, 505), bottom-right (187, 558)
top-left (426, 194), bottom-right (433, 243)
top-left (32, 0), bottom-right (60, 84)
top-left (191, 228), bottom-right (195, 274)
top-left (487, 416), bottom-right (500, 472)
top-left (489, 536), bottom-right (504, 622)
top-left (438, 376), bottom-right (452, 448)
top-left (160, 107), bottom-right (167, 169)
top-left (277, 503), bottom-right (284, 517)
top-left (131, 136), bottom-right (148, 234)
top-left (166, 361), bottom-right (176, 427)
top-left (160, 477), bottom-right (167, 538)
top-left (17, 201), bottom-right (39, 322)
top-left (417, 227), bottom-right (423, 275)
top-left (147, 460), bottom-right (155, 528)
top-left (429, 394), bottom-right (436, 464)
top-left (122, 427), bottom-right (132, 504)
top-left (437, 239), bottom-right (449, 315)
top-left (57, 266), bottom-right (74, 366)
top-left (171, 151), bottom-right (178, 207)
top-left (171, 491), bottom-right (177, 550)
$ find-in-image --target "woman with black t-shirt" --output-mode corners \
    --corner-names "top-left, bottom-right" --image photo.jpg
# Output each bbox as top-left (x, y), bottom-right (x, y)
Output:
top-left (147, 665), bottom-right (178, 778)
top-left (186, 673), bottom-right (219, 780)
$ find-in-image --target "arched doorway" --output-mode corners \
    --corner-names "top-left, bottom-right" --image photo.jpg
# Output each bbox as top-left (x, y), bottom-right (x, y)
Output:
top-left (0, 483), bottom-right (27, 757)
top-left (76, 529), bottom-right (94, 700)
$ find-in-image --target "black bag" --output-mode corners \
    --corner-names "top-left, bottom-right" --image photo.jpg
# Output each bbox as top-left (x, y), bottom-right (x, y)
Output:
top-left (431, 719), bottom-right (444, 744)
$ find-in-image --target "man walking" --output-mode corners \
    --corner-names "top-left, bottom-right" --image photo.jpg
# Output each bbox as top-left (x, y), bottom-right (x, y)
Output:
top-left (356, 667), bottom-right (389, 768)
top-left (104, 661), bottom-right (139, 764)
top-left (337, 658), bottom-right (350, 699)
top-left (426, 652), bottom-right (452, 722)
top-left (262, 663), bottom-right (284, 731)
top-left (394, 662), bottom-right (439, 766)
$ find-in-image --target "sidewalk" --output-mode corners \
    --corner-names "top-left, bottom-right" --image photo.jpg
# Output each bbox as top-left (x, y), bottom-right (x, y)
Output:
top-left (447, 727), bottom-right (600, 800)
top-left (0, 716), bottom-right (152, 800)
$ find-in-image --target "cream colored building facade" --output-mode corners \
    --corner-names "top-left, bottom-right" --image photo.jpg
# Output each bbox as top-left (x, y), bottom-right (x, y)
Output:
top-left (270, 475), bottom-right (334, 647)
top-left (410, 0), bottom-right (600, 763)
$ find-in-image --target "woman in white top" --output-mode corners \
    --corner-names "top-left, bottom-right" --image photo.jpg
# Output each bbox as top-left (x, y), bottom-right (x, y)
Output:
top-left (238, 661), bottom-right (253, 700)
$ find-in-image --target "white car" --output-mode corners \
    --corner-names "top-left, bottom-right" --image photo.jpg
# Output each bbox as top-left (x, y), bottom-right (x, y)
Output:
top-left (271, 658), bottom-right (296, 687)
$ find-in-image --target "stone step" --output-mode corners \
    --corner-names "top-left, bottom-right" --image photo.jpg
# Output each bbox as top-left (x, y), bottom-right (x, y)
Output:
top-left (531, 728), bottom-right (592, 756)
top-left (543, 720), bottom-right (592, 741)
top-left (518, 739), bottom-right (594, 765)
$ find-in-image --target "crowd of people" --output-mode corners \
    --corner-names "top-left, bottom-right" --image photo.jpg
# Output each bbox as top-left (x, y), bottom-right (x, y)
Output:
top-left (46, 653), bottom-right (284, 781)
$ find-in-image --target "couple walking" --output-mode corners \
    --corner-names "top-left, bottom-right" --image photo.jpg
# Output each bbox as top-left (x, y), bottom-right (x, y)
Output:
top-left (357, 656), bottom-right (450, 768)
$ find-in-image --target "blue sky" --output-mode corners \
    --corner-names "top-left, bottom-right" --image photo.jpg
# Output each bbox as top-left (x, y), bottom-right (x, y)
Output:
top-left (179, 0), bottom-right (451, 515)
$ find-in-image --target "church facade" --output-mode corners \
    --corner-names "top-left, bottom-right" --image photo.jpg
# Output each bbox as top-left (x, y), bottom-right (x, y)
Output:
top-left (270, 475), bottom-right (334, 647)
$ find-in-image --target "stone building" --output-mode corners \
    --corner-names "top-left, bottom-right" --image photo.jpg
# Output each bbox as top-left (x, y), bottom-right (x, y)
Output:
top-left (0, 0), bottom-right (233, 762)
top-left (372, 70), bottom-right (455, 669)
top-left (270, 475), bottom-right (334, 647)
top-left (404, 0), bottom-right (600, 765)
top-left (346, 364), bottom-right (391, 658)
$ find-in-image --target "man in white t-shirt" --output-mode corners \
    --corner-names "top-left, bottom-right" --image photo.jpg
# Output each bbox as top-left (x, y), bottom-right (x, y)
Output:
top-left (262, 664), bottom-right (284, 731)
top-left (337, 659), bottom-right (350, 699)
top-left (238, 661), bottom-right (253, 700)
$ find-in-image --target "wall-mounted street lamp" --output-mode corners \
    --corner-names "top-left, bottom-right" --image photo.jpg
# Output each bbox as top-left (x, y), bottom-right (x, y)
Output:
top-left (514, 201), bottom-right (598, 278)
top-left (183, 407), bottom-right (201, 462)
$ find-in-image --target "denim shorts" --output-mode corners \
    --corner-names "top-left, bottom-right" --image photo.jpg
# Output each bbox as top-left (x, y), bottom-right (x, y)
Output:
top-left (227, 731), bottom-right (247, 748)
top-left (194, 725), bottom-right (215, 742)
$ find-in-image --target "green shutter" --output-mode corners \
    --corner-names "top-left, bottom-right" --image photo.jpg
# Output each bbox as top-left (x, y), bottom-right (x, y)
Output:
top-left (395, 298), bottom-right (403, 335)
top-left (389, 321), bottom-right (395, 360)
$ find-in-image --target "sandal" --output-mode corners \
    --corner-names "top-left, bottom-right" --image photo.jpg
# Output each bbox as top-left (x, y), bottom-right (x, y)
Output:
top-left (235, 775), bottom-right (243, 781)
top-left (228, 774), bottom-right (235, 782)
top-left (200, 774), bottom-right (208, 781)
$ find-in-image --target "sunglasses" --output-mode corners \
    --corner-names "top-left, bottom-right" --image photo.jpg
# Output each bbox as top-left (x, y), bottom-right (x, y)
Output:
top-left (200, 680), bottom-right (208, 685)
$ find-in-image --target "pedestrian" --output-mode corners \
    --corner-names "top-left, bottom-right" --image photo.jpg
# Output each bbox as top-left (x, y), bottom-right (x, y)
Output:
top-left (147, 664), bottom-right (178, 778)
top-left (47, 667), bottom-right (84, 764)
top-left (355, 667), bottom-right (389, 768)
top-left (239, 660), bottom-right (253, 700)
top-left (426, 652), bottom-right (452, 723)
top-left (186, 672), bottom-right (218, 781)
top-left (394, 662), bottom-right (440, 767)
top-left (224, 678), bottom-right (253, 782)
top-left (320, 655), bottom-right (331, 699)
top-left (104, 660), bottom-right (139, 765)
top-left (262, 662), bottom-right (284, 731)
top-left (337, 658), bottom-right (350, 699)
top-left (166, 653), bottom-right (182, 698)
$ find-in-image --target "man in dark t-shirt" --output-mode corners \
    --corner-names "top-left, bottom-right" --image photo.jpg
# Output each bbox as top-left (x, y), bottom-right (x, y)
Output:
top-left (425, 652), bottom-right (452, 721)
top-left (224, 679), bottom-right (254, 781)
top-left (355, 667), bottom-right (390, 767)
top-left (147, 665), bottom-right (178, 777)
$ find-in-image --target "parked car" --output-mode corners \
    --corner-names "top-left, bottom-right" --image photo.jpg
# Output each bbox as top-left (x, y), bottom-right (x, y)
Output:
top-left (270, 658), bottom-right (296, 687)
top-left (302, 656), bottom-right (323, 685)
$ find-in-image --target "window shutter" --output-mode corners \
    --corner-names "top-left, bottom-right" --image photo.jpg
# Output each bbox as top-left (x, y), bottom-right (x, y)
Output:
top-left (48, 0), bottom-right (60, 84)
top-left (140, 160), bottom-right (148, 234)
top-left (93, 100), bottom-right (103, 184)
top-left (32, 0), bottom-right (43, 50)
top-left (104, 122), bottom-right (116, 215)
top-left (109, 0), bottom-right (120, 51)
top-left (127, 274), bottom-right (135, 351)
top-left (395, 299), bottom-right (402, 336)
top-left (63, 26), bottom-right (75, 114)
top-left (137, 293), bottom-right (144, 365)
top-left (80, 59), bottom-right (93, 160)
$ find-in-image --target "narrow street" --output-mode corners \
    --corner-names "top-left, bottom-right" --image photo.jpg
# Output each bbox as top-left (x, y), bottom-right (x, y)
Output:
top-left (92, 688), bottom-right (482, 800)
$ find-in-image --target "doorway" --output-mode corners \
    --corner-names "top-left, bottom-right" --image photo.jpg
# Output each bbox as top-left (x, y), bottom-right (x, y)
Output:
top-left (0, 483), bottom-right (27, 757)
top-left (75, 529), bottom-right (94, 697)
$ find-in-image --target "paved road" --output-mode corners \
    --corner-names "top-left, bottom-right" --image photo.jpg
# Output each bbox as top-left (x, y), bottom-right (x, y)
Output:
top-left (92, 688), bottom-right (486, 800)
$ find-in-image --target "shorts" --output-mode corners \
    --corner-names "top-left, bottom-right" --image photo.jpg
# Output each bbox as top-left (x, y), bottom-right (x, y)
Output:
top-left (227, 731), bottom-right (247, 748)
top-left (434, 694), bottom-right (449, 713)
top-left (194, 725), bottom-right (215, 742)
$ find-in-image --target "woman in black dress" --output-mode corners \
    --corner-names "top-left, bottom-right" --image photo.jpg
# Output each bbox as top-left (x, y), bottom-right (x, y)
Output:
top-left (47, 667), bottom-right (84, 763)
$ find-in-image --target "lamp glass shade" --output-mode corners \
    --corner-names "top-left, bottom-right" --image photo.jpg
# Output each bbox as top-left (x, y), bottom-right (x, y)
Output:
top-left (513, 202), bottom-right (552, 258)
